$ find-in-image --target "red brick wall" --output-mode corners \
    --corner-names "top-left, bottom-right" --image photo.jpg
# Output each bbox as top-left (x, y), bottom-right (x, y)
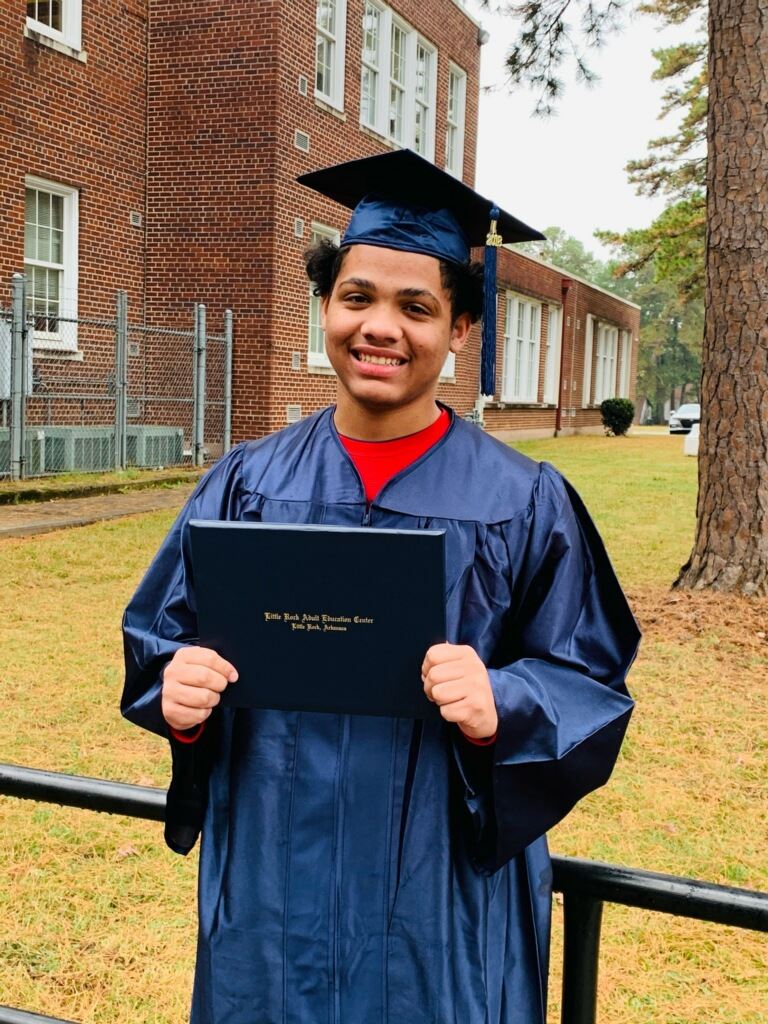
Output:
top-left (265, 0), bottom-right (481, 437)
top-left (482, 250), bottom-right (641, 437)
top-left (0, 0), bottom-right (147, 391)
top-left (144, 0), bottom-right (282, 439)
top-left (1, 1), bottom-right (641, 446)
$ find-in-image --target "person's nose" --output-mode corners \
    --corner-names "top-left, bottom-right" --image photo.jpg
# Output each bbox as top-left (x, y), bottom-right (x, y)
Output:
top-left (360, 303), bottom-right (404, 346)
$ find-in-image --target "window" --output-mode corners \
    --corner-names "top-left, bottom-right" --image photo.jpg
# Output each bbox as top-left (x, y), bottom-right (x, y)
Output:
top-left (445, 65), bottom-right (466, 177)
top-left (543, 304), bottom-right (561, 404)
top-left (413, 42), bottom-right (433, 157)
top-left (26, 0), bottom-right (82, 51)
top-left (594, 322), bottom-right (619, 404)
top-left (359, 3), bottom-right (436, 159)
top-left (440, 350), bottom-right (456, 380)
top-left (502, 293), bottom-right (541, 403)
top-left (360, 2), bottom-right (381, 128)
top-left (582, 314), bottom-right (595, 406)
top-left (619, 329), bottom-right (632, 397)
top-left (24, 177), bottom-right (78, 352)
top-left (315, 0), bottom-right (346, 110)
top-left (307, 224), bottom-right (340, 369)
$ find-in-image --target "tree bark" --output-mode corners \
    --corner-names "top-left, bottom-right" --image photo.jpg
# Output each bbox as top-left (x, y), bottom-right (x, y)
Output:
top-left (675, 0), bottom-right (768, 595)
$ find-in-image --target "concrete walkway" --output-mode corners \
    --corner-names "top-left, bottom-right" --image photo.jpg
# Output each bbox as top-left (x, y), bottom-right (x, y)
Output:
top-left (0, 483), bottom-right (196, 539)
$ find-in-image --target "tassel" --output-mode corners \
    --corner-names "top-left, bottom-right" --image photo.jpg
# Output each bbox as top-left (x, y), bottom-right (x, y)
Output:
top-left (482, 207), bottom-right (501, 398)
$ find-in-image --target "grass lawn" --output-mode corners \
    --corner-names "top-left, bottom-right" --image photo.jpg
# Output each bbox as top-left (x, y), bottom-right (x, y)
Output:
top-left (0, 434), bottom-right (765, 1023)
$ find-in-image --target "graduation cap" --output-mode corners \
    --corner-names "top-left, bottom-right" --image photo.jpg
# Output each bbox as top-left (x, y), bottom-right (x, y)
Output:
top-left (298, 149), bottom-right (545, 396)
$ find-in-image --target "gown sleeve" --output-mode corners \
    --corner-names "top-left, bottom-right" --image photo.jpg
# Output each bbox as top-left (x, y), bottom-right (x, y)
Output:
top-left (120, 446), bottom-right (246, 854)
top-left (454, 461), bottom-right (640, 875)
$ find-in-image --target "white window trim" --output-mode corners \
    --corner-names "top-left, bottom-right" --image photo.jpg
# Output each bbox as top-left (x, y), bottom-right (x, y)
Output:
top-left (582, 313), bottom-right (595, 407)
top-left (360, 1), bottom-right (382, 131)
top-left (24, 175), bottom-right (79, 354)
top-left (619, 329), bottom-right (632, 398)
top-left (439, 350), bottom-right (456, 381)
top-left (358, 3), bottom-right (437, 159)
top-left (445, 63), bottom-right (466, 179)
top-left (26, 0), bottom-right (82, 52)
top-left (307, 223), bottom-right (340, 369)
top-left (501, 291), bottom-right (542, 404)
top-left (543, 303), bottom-right (562, 405)
top-left (594, 321), bottom-right (619, 405)
top-left (315, 0), bottom-right (347, 112)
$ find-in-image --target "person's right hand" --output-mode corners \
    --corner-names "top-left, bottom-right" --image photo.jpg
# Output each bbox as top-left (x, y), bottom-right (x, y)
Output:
top-left (161, 646), bottom-right (239, 730)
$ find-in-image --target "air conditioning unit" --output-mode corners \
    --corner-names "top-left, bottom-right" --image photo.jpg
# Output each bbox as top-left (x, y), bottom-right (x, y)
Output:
top-left (0, 424), bottom-right (186, 475)
top-left (37, 426), bottom-right (116, 473)
top-left (0, 428), bottom-right (45, 476)
top-left (125, 425), bottom-right (185, 467)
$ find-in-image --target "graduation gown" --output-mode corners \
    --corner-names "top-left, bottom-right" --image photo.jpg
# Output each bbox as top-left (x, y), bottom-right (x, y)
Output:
top-left (121, 407), bottom-right (639, 1024)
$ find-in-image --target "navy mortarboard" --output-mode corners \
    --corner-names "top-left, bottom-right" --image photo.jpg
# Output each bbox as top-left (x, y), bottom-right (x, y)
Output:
top-left (298, 148), bottom-right (545, 396)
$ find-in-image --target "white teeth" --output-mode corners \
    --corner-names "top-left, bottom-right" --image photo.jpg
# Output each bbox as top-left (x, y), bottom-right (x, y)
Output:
top-left (358, 353), bottom-right (403, 366)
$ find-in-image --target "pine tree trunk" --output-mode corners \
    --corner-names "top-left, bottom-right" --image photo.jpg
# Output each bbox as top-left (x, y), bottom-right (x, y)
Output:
top-left (675, 0), bottom-right (768, 595)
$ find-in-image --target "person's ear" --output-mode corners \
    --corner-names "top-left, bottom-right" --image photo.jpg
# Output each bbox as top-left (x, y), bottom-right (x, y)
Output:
top-left (449, 313), bottom-right (472, 354)
top-left (320, 294), bottom-right (329, 330)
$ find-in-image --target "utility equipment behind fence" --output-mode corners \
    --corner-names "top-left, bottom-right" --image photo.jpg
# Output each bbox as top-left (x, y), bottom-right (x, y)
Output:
top-left (0, 275), bottom-right (233, 479)
top-left (0, 762), bottom-right (765, 1024)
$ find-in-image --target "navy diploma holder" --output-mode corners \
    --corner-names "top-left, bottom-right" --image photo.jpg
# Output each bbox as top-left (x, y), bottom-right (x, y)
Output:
top-left (189, 521), bottom-right (446, 720)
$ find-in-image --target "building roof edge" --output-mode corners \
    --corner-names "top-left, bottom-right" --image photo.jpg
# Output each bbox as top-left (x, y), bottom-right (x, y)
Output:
top-left (504, 245), bottom-right (642, 311)
top-left (449, 0), bottom-right (483, 29)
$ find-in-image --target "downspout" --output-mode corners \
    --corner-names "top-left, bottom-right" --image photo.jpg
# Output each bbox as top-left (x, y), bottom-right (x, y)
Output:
top-left (554, 277), bottom-right (572, 435)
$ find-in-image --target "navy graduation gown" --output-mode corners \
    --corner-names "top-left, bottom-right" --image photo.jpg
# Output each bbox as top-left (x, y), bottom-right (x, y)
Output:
top-left (122, 407), bottom-right (639, 1024)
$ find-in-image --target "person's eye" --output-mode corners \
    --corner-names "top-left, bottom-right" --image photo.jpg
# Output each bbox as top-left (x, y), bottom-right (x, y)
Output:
top-left (343, 292), bottom-right (369, 305)
top-left (405, 303), bottom-right (431, 317)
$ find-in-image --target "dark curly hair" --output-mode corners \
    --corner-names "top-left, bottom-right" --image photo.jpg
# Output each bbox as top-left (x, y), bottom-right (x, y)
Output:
top-left (303, 239), bottom-right (484, 324)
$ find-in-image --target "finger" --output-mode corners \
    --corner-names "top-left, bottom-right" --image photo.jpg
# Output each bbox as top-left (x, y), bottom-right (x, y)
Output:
top-left (177, 646), bottom-right (239, 682)
top-left (168, 684), bottom-right (222, 710)
top-left (426, 661), bottom-right (468, 686)
top-left (164, 704), bottom-right (212, 730)
top-left (437, 698), bottom-right (473, 725)
top-left (168, 664), bottom-right (232, 692)
top-left (422, 643), bottom-right (458, 676)
top-left (429, 680), bottom-right (469, 706)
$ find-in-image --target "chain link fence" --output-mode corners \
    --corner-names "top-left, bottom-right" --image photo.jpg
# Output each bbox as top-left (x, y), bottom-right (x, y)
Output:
top-left (0, 275), bottom-right (232, 479)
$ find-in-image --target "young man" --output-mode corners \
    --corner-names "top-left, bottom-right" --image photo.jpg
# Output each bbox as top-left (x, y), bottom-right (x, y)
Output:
top-left (122, 150), bottom-right (639, 1024)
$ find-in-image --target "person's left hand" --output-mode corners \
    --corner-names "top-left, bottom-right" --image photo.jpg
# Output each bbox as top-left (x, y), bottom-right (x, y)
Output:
top-left (421, 643), bottom-right (498, 740)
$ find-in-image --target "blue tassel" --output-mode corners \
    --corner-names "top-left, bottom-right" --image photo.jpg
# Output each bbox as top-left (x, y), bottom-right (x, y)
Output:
top-left (482, 206), bottom-right (501, 398)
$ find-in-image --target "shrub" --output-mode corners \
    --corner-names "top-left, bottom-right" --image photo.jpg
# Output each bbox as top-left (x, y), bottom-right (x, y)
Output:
top-left (600, 398), bottom-right (635, 436)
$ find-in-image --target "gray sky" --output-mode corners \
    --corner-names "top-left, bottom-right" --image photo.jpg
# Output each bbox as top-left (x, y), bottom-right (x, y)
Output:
top-left (467, 1), bottom-right (702, 259)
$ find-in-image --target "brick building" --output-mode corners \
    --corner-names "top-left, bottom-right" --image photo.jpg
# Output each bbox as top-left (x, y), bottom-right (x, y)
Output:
top-left (1, 0), bottom-right (638, 456)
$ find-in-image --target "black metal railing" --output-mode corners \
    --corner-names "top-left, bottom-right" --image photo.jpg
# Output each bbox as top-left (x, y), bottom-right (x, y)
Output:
top-left (1, 762), bottom-right (766, 1024)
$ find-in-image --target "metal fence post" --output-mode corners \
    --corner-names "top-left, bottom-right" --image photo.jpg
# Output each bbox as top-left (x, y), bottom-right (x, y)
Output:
top-left (10, 274), bottom-right (27, 481)
top-left (114, 291), bottom-right (128, 470)
top-left (224, 308), bottom-right (233, 453)
top-left (560, 892), bottom-right (603, 1024)
top-left (193, 303), bottom-right (207, 467)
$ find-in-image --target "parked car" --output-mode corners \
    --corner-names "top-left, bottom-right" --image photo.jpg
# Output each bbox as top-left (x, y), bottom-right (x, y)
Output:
top-left (668, 403), bottom-right (701, 434)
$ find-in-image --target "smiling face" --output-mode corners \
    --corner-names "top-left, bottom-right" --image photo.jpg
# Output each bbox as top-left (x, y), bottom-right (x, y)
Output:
top-left (321, 244), bottom-right (471, 439)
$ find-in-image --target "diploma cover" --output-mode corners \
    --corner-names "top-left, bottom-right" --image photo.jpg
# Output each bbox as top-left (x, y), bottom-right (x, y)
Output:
top-left (189, 521), bottom-right (445, 719)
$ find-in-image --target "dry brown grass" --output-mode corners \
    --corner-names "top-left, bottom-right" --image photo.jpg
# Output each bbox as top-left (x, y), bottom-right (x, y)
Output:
top-left (0, 435), bottom-right (765, 1023)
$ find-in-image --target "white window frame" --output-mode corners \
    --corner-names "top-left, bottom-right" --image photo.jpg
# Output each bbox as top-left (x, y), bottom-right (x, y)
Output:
top-left (307, 223), bottom-right (340, 369)
top-left (360, 1), bottom-right (382, 130)
top-left (543, 304), bottom-right (562, 405)
top-left (26, 0), bottom-right (82, 52)
top-left (619, 329), bottom-right (632, 397)
top-left (594, 322), bottom-right (619, 404)
top-left (24, 175), bottom-right (79, 353)
top-left (582, 313), bottom-right (595, 407)
top-left (358, 3), bottom-right (437, 160)
top-left (445, 64), bottom-right (466, 178)
top-left (315, 0), bottom-right (347, 111)
top-left (502, 291), bottom-right (542, 404)
top-left (440, 350), bottom-right (456, 380)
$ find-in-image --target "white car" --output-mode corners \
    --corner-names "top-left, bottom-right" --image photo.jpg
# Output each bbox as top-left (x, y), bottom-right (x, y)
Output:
top-left (669, 403), bottom-right (701, 434)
